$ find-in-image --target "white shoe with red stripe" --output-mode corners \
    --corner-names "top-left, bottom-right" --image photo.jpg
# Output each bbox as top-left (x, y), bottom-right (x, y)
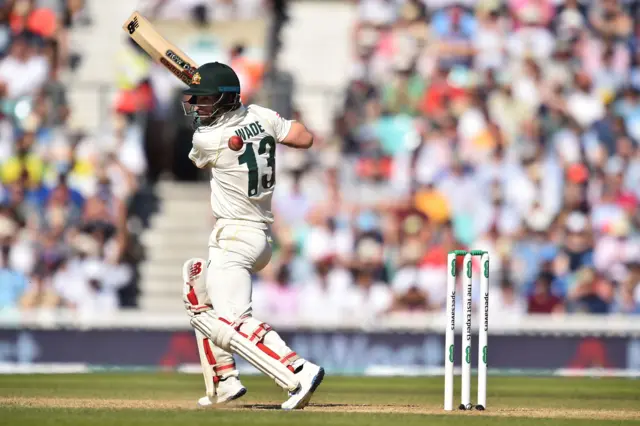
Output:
top-left (281, 361), bottom-right (325, 410)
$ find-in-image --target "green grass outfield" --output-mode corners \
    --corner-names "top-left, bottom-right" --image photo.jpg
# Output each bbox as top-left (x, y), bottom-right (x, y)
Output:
top-left (1, 373), bottom-right (639, 425)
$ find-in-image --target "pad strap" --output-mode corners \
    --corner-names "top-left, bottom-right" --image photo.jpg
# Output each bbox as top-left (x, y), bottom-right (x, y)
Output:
top-left (248, 323), bottom-right (272, 343)
top-left (280, 351), bottom-right (300, 368)
top-left (202, 338), bottom-right (237, 381)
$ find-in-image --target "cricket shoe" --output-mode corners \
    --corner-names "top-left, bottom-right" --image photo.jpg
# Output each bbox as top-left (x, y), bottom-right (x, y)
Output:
top-left (196, 377), bottom-right (246, 407)
top-left (197, 395), bottom-right (214, 407)
top-left (216, 376), bottom-right (247, 404)
top-left (281, 361), bottom-right (325, 410)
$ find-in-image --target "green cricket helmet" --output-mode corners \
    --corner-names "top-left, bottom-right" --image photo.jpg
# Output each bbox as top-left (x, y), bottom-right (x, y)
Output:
top-left (182, 62), bottom-right (242, 127)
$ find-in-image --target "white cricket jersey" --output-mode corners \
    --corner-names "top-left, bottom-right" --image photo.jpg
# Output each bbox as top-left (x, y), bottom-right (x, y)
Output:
top-left (188, 104), bottom-right (293, 224)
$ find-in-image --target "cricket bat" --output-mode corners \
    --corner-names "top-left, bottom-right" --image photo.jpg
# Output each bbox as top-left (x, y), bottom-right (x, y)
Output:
top-left (122, 11), bottom-right (199, 85)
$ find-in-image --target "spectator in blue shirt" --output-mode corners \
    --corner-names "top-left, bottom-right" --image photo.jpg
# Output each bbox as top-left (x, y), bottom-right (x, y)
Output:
top-left (0, 239), bottom-right (28, 310)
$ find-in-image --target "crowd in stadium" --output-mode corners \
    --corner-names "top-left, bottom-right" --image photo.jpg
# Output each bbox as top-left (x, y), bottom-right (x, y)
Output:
top-left (0, 0), bottom-right (638, 320)
top-left (0, 0), bottom-right (146, 315)
top-left (255, 0), bottom-right (640, 321)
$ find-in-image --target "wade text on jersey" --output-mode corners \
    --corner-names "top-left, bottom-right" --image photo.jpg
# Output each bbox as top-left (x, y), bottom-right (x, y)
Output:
top-left (235, 121), bottom-right (266, 141)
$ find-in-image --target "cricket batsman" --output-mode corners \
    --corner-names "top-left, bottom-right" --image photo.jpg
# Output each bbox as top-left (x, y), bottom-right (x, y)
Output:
top-left (179, 62), bottom-right (323, 410)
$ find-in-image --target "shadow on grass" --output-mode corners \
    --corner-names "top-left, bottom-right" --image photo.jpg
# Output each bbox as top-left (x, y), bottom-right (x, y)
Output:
top-left (240, 403), bottom-right (356, 410)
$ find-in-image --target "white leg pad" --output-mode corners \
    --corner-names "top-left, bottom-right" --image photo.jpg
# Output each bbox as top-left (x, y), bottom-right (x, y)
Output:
top-left (191, 311), bottom-right (300, 392)
top-left (195, 330), bottom-right (216, 398)
top-left (236, 318), bottom-right (301, 368)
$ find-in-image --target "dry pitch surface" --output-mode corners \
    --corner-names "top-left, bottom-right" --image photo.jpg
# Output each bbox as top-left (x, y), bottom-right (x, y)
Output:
top-left (1, 373), bottom-right (639, 425)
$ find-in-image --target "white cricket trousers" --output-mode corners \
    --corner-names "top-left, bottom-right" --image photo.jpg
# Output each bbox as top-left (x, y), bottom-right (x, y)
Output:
top-left (205, 219), bottom-right (297, 375)
top-left (207, 218), bottom-right (272, 318)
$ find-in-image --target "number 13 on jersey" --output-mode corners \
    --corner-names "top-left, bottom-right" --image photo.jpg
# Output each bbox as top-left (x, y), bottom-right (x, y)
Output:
top-left (238, 136), bottom-right (276, 197)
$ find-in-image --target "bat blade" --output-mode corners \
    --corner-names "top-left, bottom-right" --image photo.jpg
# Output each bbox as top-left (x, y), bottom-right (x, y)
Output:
top-left (122, 11), bottom-right (199, 85)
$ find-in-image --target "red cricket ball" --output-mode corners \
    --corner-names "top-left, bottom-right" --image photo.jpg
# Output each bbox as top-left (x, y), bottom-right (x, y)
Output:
top-left (228, 135), bottom-right (243, 151)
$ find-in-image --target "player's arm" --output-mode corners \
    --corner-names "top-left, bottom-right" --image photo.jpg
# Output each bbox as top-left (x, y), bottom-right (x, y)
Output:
top-left (189, 147), bottom-right (211, 169)
top-left (254, 105), bottom-right (313, 149)
top-left (279, 122), bottom-right (313, 149)
top-left (189, 133), bottom-right (221, 169)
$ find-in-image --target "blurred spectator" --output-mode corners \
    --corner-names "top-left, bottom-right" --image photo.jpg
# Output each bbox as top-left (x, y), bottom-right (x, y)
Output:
top-left (588, 0), bottom-right (632, 40)
top-left (553, 0), bottom-right (586, 41)
top-left (390, 237), bottom-right (433, 312)
top-left (1, 132), bottom-right (45, 187)
top-left (51, 232), bottom-right (129, 315)
top-left (617, 258), bottom-right (640, 314)
top-left (345, 266), bottom-right (392, 319)
top-left (41, 175), bottom-right (83, 232)
top-left (566, 71), bottom-right (605, 128)
top-left (273, 170), bottom-right (311, 228)
top-left (527, 272), bottom-right (563, 314)
top-left (254, 263), bottom-right (299, 319)
top-left (9, 0), bottom-right (58, 39)
top-left (491, 278), bottom-right (526, 319)
top-left (474, 7), bottom-right (506, 71)
top-left (565, 267), bottom-right (615, 314)
top-left (82, 171), bottom-right (125, 231)
top-left (230, 43), bottom-right (264, 104)
top-left (40, 39), bottom-right (70, 127)
top-left (419, 64), bottom-right (466, 119)
top-left (298, 230), bottom-right (352, 323)
top-left (432, 5), bottom-right (475, 69)
top-left (0, 217), bottom-right (28, 309)
top-left (381, 60), bottom-right (424, 116)
top-left (19, 264), bottom-right (59, 309)
top-left (0, 32), bottom-right (48, 100)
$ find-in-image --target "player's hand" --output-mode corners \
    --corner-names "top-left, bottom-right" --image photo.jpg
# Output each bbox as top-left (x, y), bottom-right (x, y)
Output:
top-left (182, 257), bottom-right (210, 317)
top-left (183, 278), bottom-right (212, 317)
top-left (183, 295), bottom-right (211, 317)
